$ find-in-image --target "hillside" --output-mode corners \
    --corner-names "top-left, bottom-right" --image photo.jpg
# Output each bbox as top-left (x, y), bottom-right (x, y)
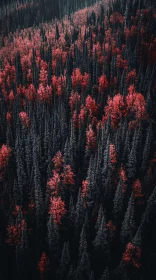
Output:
top-left (0, 0), bottom-right (156, 279)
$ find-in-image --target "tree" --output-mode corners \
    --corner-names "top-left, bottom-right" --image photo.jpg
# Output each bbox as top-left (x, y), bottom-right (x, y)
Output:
top-left (38, 252), bottom-right (49, 279)
top-left (0, 144), bottom-right (11, 180)
top-left (57, 242), bottom-right (70, 280)
top-left (98, 74), bottom-right (109, 93)
top-left (49, 196), bottom-right (66, 225)
top-left (79, 224), bottom-right (87, 259)
top-left (76, 248), bottom-right (91, 280)
top-left (132, 179), bottom-right (144, 204)
top-left (93, 217), bottom-right (110, 260)
top-left (47, 214), bottom-right (60, 259)
top-left (47, 171), bottom-right (61, 196)
top-left (113, 179), bottom-right (124, 222)
top-left (141, 123), bottom-right (153, 172)
top-left (62, 165), bottom-right (75, 185)
top-left (122, 242), bottom-right (141, 268)
top-left (86, 125), bottom-right (97, 151)
top-left (127, 131), bottom-right (137, 179)
top-left (120, 194), bottom-right (136, 244)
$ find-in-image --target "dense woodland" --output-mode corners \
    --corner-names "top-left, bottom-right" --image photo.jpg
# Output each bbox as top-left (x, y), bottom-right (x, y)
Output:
top-left (0, 0), bottom-right (156, 279)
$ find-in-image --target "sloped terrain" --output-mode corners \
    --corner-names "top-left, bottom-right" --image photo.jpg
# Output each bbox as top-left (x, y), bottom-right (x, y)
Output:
top-left (0, 0), bottom-right (156, 279)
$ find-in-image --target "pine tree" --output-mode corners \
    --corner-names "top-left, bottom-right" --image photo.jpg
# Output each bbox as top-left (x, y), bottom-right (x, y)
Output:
top-left (127, 130), bottom-right (137, 179)
top-left (120, 194), bottom-right (136, 244)
top-left (76, 247), bottom-right (91, 280)
top-left (57, 242), bottom-right (70, 280)
top-left (141, 123), bottom-right (153, 172)
top-left (79, 224), bottom-right (87, 259)
top-left (47, 214), bottom-right (60, 260)
top-left (93, 217), bottom-right (110, 260)
top-left (113, 179), bottom-right (124, 222)
top-left (100, 267), bottom-right (110, 280)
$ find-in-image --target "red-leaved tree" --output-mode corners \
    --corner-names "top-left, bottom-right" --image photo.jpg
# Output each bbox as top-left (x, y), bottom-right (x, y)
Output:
top-left (98, 74), bottom-right (109, 93)
top-left (81, 180), bottom-right (89, 198)
top-left (19, 112), bottom-right (30, 127)
top-left (123, 242), bottom-right (141, 268)
top-left (69, 91), bottom-right (80, 111)
top-left (109, 144), bottom-right (117, 164)
top-left (119, 166), bottom-right (127, 193)
top-left (62, 165), bottom-right (75, 185)
top-left (104, 93), bottom-right (126, 128)
top-left (37, 84), bottom-right (52, 103)
top-left (47, 171), bottom-right (61, 196)
top-left (85, 95), bottom-right (98, 116)
top-left (6, 219), bottom-right (26, 246)
top-left (52, 151), bottom-right (64, 172)
top-left (48, 196), bottom-right (66, 225)
top-left (38, 252), bottom-right (49, 279)
top-left (0, 144), bottom-right (11, 180)
top-left (86, 125), bottom-right (97, 150)
top-left (132, 179), bottom-right (144, 204)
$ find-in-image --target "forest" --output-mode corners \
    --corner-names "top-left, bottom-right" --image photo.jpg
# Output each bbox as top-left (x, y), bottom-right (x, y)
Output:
top-left (0, 0), bottom-right (156, 279)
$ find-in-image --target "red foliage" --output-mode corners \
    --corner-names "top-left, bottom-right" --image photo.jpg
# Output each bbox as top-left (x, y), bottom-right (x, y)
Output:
top-left (123, 242), bottom-right (141, 268)
top-left (13, 205), bottom-right (22, 216)
top-left (52, 151), bottom-right (64, 172)
top-left (49, 196), bottom-right (66, 225)
top-left (8, 90), bottom-right (15, 103)
top-left (19, 111), bottom-right (30, 127)
top-left (78, 105), bottom-right (86, 126)
top-left (126, 69), bottom-right (137, 84)
top-left (86, 125), bottom-right (97, 150)
top-left (39, 68), bottom-right (48, 86)
top-left (17, 85), bottom-right (26, 97)
top-left (26, 84), bottom-right (36, 101)
top-left (104, 93), bottom-right (126, 128)
top-left (98, 74), bottom-right (109, 93)
top-left (37, 84), bottom-right (52, 103)
top-left (126, 85), bottom-right (147, 120)
top-left (4, 64), bottom-right (16, 87)
top-left (38, 252), bottom-right (49, 277)
top-left (125, 25), bottom-right (138, 39)
top-left (0, 144), bottom-right (11, 179)
top-left (6, 112), bottom-right (12, 123)
top-left (116, 55), bottom-right (128, 69)
top-left (81, 180), bottom-right (89, 198)
top-left (47, 171), bottom-right (60, 196)
top-left (69, 91), bottom-right (80, 111)
top-left (6, 224), bottom-right (22, 246)
top-left (52, 75), bottom-right (66, 96)
top-left (6, 219), bottom-right (26, 246)
top-left (109, 144), bottom-right (117, 164)
top-left (71, 68), bottom-right (89, 91)
top-left (106, 220), bottom-right (116, 236)
top-left (110, 12), bottom-right (125, 24)
top-left (62, 165), bottom-right (75, 185)
top-left (120, 166), bottom-right (127, 193)
top-left (85, 95), bottom-right (98, 116)
top-left (104, 85), bottom-right (147, 128)
top-left (132, 179), bottom-right (144, 204)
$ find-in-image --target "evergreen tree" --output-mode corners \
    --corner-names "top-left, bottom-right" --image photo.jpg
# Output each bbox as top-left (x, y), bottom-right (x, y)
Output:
top-left (93, 217), bottom-right (110, 260)
top-left (120, 194), bottom-right (136, 244)
top-left (113, 179), bottom-right (124, 222)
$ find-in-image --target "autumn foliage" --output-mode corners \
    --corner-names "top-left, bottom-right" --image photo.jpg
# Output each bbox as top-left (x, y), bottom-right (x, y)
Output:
top-left (38, 252), bottom-right (49, 278)
top-left (0, 144), bottom-right (11, 179)
top-left (0, 0), bottom-right (155, 279)
top-left (48, 196), bottom-right (66, 225)
top-left (123, 242), bottom-right (141, 268)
